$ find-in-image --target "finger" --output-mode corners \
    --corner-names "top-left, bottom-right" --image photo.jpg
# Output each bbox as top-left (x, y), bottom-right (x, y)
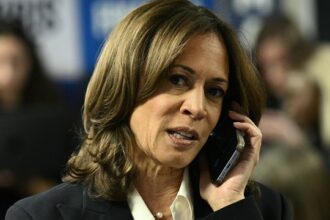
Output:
top-left (233, 121), bottom-right (261, 137)
top-left (229, 111), bottom-right (257, 128)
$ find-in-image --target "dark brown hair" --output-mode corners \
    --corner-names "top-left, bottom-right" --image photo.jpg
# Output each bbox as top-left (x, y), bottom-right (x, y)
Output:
top-left (64, 0), bottom-right (265, 200)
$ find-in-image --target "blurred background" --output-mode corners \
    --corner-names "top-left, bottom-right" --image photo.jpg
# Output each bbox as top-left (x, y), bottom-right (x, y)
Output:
top-left (0, 0), bottom-right (329, 220)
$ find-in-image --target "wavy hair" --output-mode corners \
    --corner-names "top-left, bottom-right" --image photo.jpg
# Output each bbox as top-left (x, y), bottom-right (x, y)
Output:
top-left (64, 0), bottom-right (265, 200)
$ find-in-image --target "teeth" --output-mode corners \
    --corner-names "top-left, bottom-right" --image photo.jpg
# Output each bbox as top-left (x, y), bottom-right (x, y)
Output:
top-left (173, 131), bottom-right (193, 139)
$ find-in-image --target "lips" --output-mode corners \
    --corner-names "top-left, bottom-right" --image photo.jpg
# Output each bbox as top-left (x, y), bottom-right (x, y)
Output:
top-left (166, 127), bottom-right (199, 146)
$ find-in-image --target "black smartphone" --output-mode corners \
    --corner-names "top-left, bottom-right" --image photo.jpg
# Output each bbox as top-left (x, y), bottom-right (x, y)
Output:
top-left (204, 110), bottom-right (245, 185)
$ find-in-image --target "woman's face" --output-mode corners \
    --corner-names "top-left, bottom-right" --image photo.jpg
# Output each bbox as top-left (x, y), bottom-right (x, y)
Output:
top-left (257, 38), bottom-right (289, 99)
top-left (130, 33), bottom-right (229, 168)
top-left (0, 35), bottom-right (31, 100)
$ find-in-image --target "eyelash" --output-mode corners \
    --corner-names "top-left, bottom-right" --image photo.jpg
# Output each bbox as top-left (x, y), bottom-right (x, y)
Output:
top-left (168, 73), bottom-right (226, 99)
top-left (206, 87), bottom-right (225, 98)
top-left (168, 74), bottom-right (188, 87)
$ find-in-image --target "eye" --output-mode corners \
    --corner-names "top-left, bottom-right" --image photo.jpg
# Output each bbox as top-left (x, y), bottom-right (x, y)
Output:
top-left (206, 87), bottom-right (225, 98)
top-left (168, 74), bottom-right (188, 87)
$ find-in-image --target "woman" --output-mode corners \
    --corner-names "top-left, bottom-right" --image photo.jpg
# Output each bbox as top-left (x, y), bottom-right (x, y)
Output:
top-left (255, 15), bottom-right (314, 110)
top-left (0, 19), bottom-right (59, 110)
top-left (6, 0), bottom-right (291, 219)
top-left (0, 18), bottom-right (72, 218)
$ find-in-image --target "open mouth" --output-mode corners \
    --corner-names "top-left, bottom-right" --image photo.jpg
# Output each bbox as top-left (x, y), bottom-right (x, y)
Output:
top-left (167, 129), bottom-right (198, 141)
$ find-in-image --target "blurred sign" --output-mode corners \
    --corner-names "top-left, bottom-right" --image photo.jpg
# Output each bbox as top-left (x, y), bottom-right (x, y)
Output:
top-left (0, 0), bottom-right (213, 80)
top-left (225, 0), bottom-right (280, 50)
top-left (0, 0), bottom-right (83, 80)
top-left (79, 0), bottom-right (213, 75)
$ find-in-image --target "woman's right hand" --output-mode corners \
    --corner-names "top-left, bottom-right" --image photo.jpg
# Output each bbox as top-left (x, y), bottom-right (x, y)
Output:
top-left (199, 110), bottom-right (262, 211)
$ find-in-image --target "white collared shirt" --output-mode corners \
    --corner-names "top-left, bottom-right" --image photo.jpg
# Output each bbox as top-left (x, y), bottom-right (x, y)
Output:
top-left (127, 168), bottom-right (194, 220)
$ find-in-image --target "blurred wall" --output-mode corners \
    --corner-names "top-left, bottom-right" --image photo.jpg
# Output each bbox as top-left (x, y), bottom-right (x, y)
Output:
top-left (215, 0), bottom-right (318, 51)
top-left (0, 0), bottom-right (214, 82)
top-left (317, 0), bottom-right (330, 42)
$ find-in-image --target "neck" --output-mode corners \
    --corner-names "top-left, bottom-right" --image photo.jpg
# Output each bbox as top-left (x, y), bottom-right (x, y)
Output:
top-left (133, 150), bottom-right (184, 219)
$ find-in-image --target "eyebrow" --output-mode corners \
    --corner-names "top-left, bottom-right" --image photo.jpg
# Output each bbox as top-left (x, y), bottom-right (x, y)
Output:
top-left (172, 64), bottom-right (195, 74)
top-left (172, 64), bottom-right (229, 84)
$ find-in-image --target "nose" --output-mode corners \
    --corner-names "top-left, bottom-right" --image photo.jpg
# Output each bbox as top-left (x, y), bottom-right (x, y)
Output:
top-left (180, 87), bottom-right (207, 120)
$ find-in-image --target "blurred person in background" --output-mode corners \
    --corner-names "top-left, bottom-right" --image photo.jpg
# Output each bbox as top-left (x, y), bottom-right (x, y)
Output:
top-left (252, 145), bottom-right (330, 220)
top-left (0, 18), bottom-right (73, 219)
top-left (255, 15), bottom-right (314, 110)
top-left (255, 14), bottom-right (330, 160)
top-left (255, 15), bottom-right (313, 150)
top-left (255, 15), bottom-right (318, 149)
top-left (254, 14), bottom-right (330, 220)
top-left (0, 19), bottom-right (59, 111)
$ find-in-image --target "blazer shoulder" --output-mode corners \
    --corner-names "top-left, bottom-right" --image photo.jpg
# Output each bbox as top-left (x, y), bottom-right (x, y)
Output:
top-left (17, 183), bottom-right (83, 207)
top-left (6, 183), bottom-right (84, 220)
top-left (256, 183), bottom-right (293, 220)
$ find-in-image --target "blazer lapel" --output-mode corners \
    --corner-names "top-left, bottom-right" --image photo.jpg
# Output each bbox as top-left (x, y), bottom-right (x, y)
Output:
top-left (104, 201), bottom-right (134, 220)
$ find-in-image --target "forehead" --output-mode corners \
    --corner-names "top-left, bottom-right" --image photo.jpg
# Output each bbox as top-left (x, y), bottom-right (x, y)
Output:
top-left (0, 35), bottom-right (27, 55)
top-left (258, 38), bottom-right (287, 60)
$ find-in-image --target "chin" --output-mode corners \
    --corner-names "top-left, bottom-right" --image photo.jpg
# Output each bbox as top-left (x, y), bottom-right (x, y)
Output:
top-left (163, 155), bottom-right (195, 169)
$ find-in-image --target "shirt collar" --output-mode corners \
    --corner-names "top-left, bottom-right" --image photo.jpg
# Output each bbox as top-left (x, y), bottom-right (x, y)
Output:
top-left (127, 168), bottom-right (194, 220)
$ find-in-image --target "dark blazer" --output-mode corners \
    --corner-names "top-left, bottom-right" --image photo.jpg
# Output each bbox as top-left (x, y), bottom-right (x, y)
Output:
top-left (5, 182), bottom-right (292, 220)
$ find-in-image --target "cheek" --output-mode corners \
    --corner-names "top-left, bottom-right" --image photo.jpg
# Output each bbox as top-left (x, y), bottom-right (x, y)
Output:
top-left (198, 105), bottom-right (221, 147)
top-left (130, 107), bottom-right (151, 149)
top-left (210, 105), bottom-right (222, 128)
top-left (129, 96), bottom-right (171, 148)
